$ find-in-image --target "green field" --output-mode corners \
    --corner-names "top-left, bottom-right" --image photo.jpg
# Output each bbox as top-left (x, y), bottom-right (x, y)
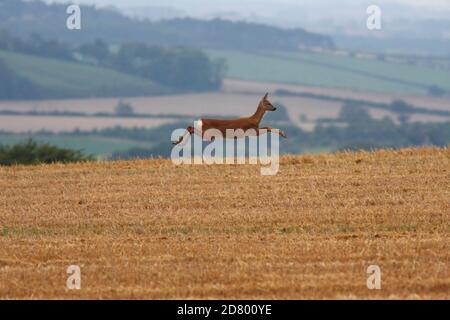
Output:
top-left (207, 50), bottom-right (450, 95)
top-left (0, 50), bottom-right (169, 98)
top-left (0, 135), bottom-right (153, 158)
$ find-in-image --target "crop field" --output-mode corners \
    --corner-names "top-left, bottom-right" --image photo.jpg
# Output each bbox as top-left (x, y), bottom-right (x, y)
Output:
top-left (223, 79), bottom-right (450, 113)
top-left (0, 147), bottom-right (448, 299)
top-left (0, 115), bottom-right (175, 133)
top-left (1, 78), bottom-right (448, 135)
top-left (2, 86), bottom-right (448, 136)
top-left (0, 95), bottom-right (345, 133)
top-left (0, 95), bottom-right (386, 135)
top-left (207, 50), bottom-right (450, 95)
top-left (274, 51), bottom-right (450, 92)
top-left (0, 93), bottom-right (340, 135)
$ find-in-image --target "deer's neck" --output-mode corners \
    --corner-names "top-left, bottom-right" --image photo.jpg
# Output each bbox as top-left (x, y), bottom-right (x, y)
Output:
top-left (251, 106), bottom-right (266, 124)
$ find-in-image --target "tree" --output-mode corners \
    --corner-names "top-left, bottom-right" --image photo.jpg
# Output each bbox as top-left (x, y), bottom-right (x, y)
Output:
top-left (265, 102), bottom-right (290, 122)
top-left (113, 43), bottom-right (224, 91)
top-left (114, 100), bottom-right (134, 116)
top-left (397, 112), bottom-right (410, 125)
top-left (79, 39), bottom-right (110, 62)
top-left (428, 85), bottom-right (446, 97)
top-left (390, 99), bottom-right (413, 113)
top-left (27, 34), bottom-right (73, 60)
top-left (0, 139), bottom-right (92, 166)
top-left (339, 103), bottom-right (372, 123)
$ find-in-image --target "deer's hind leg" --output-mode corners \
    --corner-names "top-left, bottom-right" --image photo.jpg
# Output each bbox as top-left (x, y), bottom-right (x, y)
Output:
top-left (258, 127), bottom-right (288, 139)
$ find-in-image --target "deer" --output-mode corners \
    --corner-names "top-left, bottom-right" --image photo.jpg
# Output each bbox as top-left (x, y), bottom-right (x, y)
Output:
top-left (172, 93), bottom-right (288, 145)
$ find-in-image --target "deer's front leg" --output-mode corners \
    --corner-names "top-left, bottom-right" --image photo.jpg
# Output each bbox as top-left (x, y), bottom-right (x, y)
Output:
top-left (259, 127), bottom-right (288, 139)
top-left (172, 126), bottom-right (194, 145)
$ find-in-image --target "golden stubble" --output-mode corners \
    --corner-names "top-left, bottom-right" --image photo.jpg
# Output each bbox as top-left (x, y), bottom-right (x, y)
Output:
top-left (0, 147), bottom-right (448, 299)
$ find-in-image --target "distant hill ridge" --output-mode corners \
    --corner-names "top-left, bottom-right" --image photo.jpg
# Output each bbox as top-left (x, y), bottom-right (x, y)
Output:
top-left (0, 0), bottom-right (334, 50)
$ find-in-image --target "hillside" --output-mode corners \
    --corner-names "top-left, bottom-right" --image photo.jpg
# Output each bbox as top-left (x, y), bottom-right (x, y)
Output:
top-left (0, 0), bottom-right (333, 50)
top-left (207, 50), bottom-right (450, 95)
top-left (0, 147), bottom-right (448, 299)
top-left (0, 50), bottom-right (168, 99)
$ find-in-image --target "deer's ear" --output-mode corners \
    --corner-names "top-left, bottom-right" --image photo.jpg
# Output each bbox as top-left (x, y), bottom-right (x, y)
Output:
top-left (263, 92), bottom-right (269, 100)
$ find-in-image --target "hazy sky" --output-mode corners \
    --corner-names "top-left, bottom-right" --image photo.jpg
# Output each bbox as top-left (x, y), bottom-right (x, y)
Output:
top-left (46, 0), bottom-right (450, 7)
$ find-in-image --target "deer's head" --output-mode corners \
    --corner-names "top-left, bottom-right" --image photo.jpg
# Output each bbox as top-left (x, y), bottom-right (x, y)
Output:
top-left (259, 93), bottom-right (277, 112)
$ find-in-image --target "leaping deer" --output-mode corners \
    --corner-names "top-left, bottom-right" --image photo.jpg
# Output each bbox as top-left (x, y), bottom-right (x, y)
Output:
top-left (172, 93), bottom-right (288, 145)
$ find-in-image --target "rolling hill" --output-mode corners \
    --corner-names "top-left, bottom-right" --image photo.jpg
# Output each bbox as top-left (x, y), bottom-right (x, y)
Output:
top-left (0, 0), bottom-right (333, 51)
top-left (207, 49), bottom-right (450, 95)
top-left (0, 50), bottom-right (169, 99)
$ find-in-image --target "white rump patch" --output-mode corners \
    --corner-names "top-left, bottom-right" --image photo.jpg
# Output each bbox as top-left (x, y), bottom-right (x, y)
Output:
top-left (194, 119), bottom-right (203, 134)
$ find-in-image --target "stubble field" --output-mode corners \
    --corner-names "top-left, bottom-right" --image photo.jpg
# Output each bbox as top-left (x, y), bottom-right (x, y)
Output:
top-left (0, 147), bottom-right (448, 299)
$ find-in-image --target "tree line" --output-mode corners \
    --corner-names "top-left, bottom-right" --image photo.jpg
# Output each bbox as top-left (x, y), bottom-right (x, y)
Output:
top-left (0, 30), bottom-right (226, 99)
top-left (78, 40), bottom-right (226, 91)
top-left (0, 0), bottom-right (334, 50)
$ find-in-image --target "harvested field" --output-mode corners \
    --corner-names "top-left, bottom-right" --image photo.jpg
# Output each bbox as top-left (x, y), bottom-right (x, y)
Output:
top-left (0, 147), bottom-right (449, 299)
top-left (223, 79), bottom-right (450, 113)
top-left (0, 115), bottom-right (176, 133)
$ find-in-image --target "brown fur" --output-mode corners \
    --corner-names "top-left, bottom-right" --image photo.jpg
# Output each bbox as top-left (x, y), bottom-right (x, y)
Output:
top-left (173, 93), bottom-right (287, 145)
